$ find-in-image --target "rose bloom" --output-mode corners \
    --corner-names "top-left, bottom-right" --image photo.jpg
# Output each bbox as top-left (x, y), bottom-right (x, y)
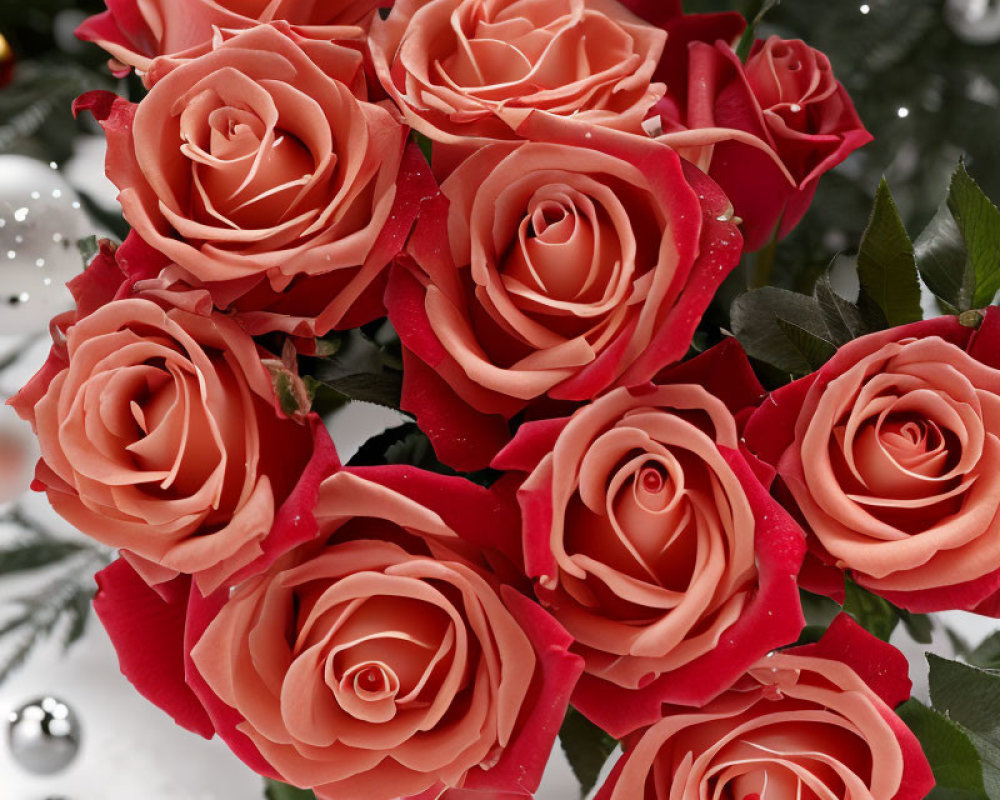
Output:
top-left (369, 0), bottom-right (667, 158)
top-left (386, 116), bottom-right (743, 470)
top-left (745, 310), bottom-right (1000, 615)
top-left (8, 240), bottom-right (333, 594)
top-left (655, 35), bottom-right (871, 252)
top-left (93, 465), bottom-right (582, 800)
top-left (493, 341), bottom-right (806, 736)
top-left (77, 23), bottom-right (414, 337)
top-left (595, 614), bottom-right (934, 800)
top-left (76, 0), bottom-right (384, 76)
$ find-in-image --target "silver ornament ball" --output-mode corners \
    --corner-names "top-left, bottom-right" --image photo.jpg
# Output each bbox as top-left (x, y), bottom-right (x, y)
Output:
top-left (7, 696), bottom-right (82, 776)
top-left (0, 155), bottom-right (92, 336)
top-left (945, 0), bottom-right (1000, 44)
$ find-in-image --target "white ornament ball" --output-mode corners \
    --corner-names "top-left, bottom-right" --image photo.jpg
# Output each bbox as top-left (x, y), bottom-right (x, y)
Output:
top-left (945, 0), bottom-right (1000, 44)
top-left (0, 155), bottom-right (93, 335)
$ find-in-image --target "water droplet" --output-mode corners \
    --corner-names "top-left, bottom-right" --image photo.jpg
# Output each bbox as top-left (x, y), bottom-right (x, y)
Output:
top-left (6, 251), bottom-right (15, 260)
top-left (790, 103), bottom-right (802, 113)
top-left (897, 106), bottom-right (910, 118)
top-left (13, 207), bottom-right (29, 222)
top-left (860, 3), bottom-right (871, 13)
top-left (71, 202), bottom-right (81, 210)
top-left (43, 278), bottom-right (52, 286)
top-left (30, 191), bottom-right (41, 200)
top-left (18, 292), bottom-right (29, 303)
top-left (52, 233), bottom-right (63, 243)
top-left (52, 189), bottom-right (62, 199)
top-left (35, 259), bottom-right (45, 268)
top-left (14, 235), bottom-right (23, 244)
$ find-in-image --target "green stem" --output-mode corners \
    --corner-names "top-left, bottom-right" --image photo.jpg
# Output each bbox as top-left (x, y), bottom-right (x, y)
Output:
top-left (749, 235), bottom-right (779, 289)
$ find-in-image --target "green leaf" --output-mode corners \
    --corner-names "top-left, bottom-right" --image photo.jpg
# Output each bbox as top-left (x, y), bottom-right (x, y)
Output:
top-left (949, 163), bottom-right (1000, 308)
top-left (76, 235), bottom-right (99, 269)
top-left (0, 540), bottom-right (86, 576)
top-left (813, 273), bottom-right (869, 345)
top-left (856, 179), bottom-right (923, 328)
top-left (559, 707), bottom-right (618, 798)
top-left (969, 633), bottom-right (1000, 670)
top-left (413, 131), bottom-right (433, 165)
top-left (271, 371), bottom-right (307, 418)
top-left (898, 609), bottom-right (934, 645)
top-left (736, 0), bottom-right (782, 61)
top-left (928, 655), bottom-right (1000, 799)
top-left (264, 779), bottom-right (316, 800)
top-left (897, 699), bottom-right (988, 800)
top-left (731, 287), bottom-right (834, 375)
top-left (313, 334), bottom-right (344, 358)
top-left (775, 316), bottom-right (838, 370)
top-left (305, 372), bottom-right (403, 412)
top-left (915, 200), bottom-right (968, 314)
top-left (915, 163), bottom-right (1000, 313)
top-left (306, 328), bottom-right (405, 411)
top-left (842, 579), bottom-right (899, 642)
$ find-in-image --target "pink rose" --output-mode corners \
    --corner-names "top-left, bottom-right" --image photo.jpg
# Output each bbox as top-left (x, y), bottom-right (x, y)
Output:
top-left (493, 341), bottom-right (806, 736)
top-left (595, 614), bottom-right (934, 800)
top-left (368, 0), bottom-right (667, 160)
top-left (655, 36), bottom-right (872, 251)
top-left (8, 240), bottom-right (336, 593)
top-left (77, 0), bottom-right (385, 75)
top-left (386, 116), bottom-right (743, 470)
top-left (77, 23), bottom-right (418, 337)
top-left (745, 310), bottom-right (1000, 615)
top-left (93, 466), bottom-right (582, 800)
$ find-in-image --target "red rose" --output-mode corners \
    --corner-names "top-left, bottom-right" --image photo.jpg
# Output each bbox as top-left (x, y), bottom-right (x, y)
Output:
top-left (745, 310), bottom-right (1000, 615)
top-left (77, 23), bottom-right (420, 337)
top-left (594, 614), bottom-right (934, 800)
top-left (493, 341), bottom-right (806, 736)
top-left (655, 35), bottom-right (872, 252)
top-left (8, 239), bottom-right (337, 594)
top-left (386, 115), bottom-right (743, 471)
top-left (93, 465), bottom-right (581, 800)
top-left (76, 0), bottom-right (384, 76)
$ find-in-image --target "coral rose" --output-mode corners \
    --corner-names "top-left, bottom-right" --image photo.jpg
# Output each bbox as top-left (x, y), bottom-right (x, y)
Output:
top-left (8, 241), bottom-right (334, 594)
top-left (655, 35), bottom-right (872, 251)
top-left (92, 466), bottom-right (582, 800)
top-left (745, 310), bottom-right (1000, 615)
top-left (594, 614), bottom-right (934, 800)
top-left (386, 116), bottom-right (743, 470)
top-left (493, 341), bottom-right (806, 736)
top-left (76, 0), bottom-right (383, 75)
top-left (369, 0), bottom-right (667, 158)
top-left (76, 23), bottom-right (416, 337)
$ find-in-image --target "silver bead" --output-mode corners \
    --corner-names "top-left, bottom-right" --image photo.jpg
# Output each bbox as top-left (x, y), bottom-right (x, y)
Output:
top-left (6, 696), bottom-right (81, 776)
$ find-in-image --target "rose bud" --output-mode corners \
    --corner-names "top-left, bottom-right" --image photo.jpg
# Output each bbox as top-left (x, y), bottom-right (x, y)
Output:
top-left (745, 310), bottom-right (1000, 615)
top-left (493, 341), bottom-right (807, 736)
top-left (594, 614), bottom-right (934, 800)
top-left (655, 35), bottom-right (872, 252)
top-left (93, 466), bottom-right (582, 800)
top-left (8, 239), bottom-right (336, 594)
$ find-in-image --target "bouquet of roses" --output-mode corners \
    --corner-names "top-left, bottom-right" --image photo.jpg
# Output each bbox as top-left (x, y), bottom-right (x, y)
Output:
top-left (8, 0), bottom-right (1000, 798)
